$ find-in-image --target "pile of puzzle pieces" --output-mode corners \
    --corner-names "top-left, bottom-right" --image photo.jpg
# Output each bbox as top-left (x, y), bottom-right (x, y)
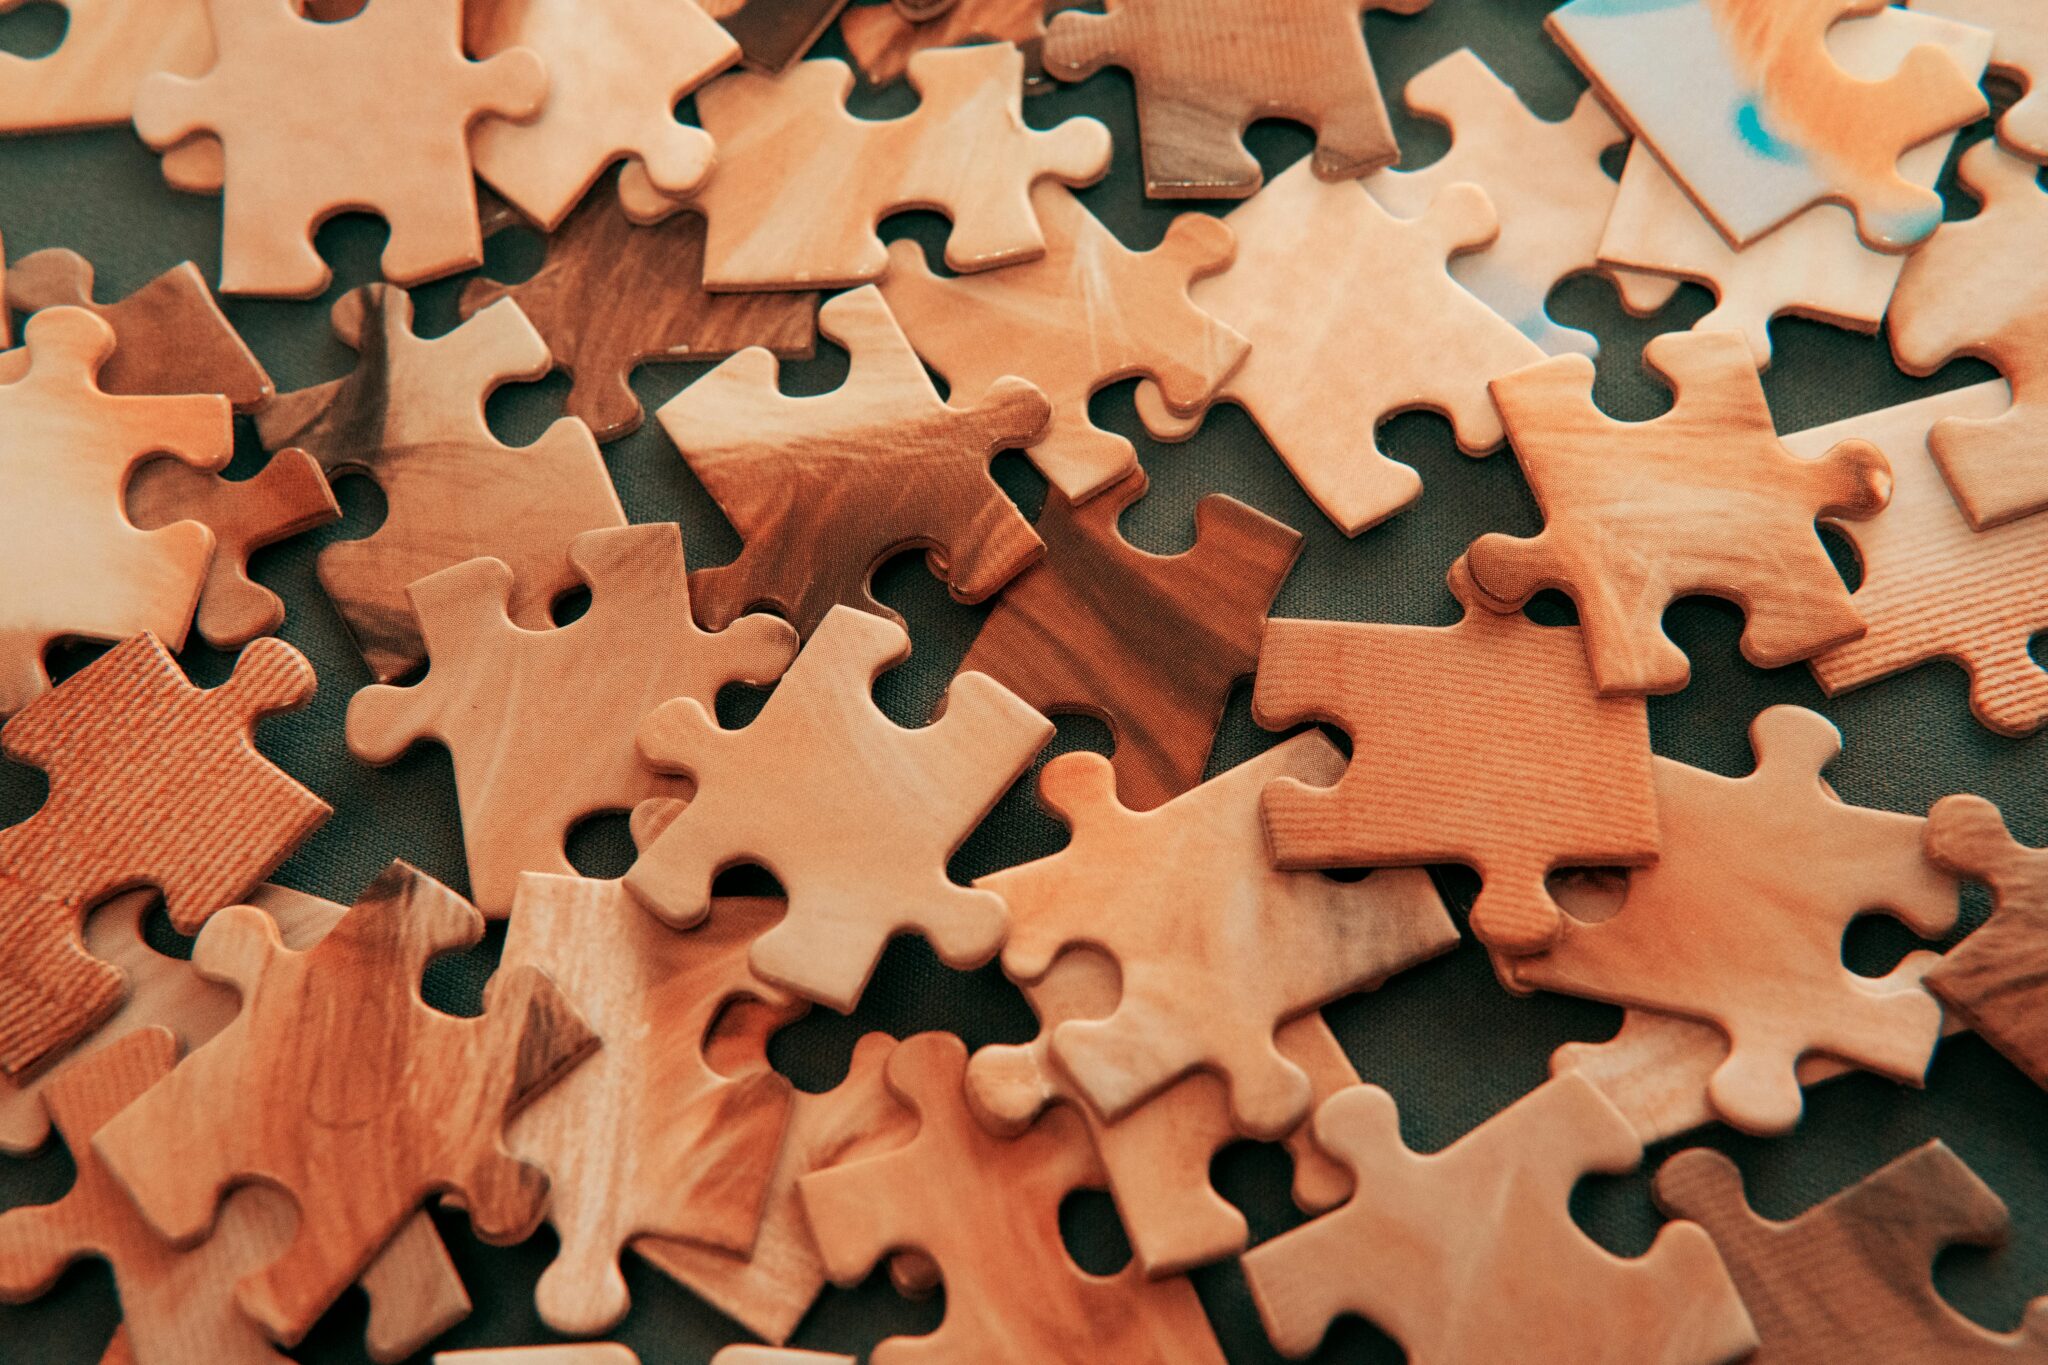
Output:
top-left (2, 0), bottom-right (2048, 1360)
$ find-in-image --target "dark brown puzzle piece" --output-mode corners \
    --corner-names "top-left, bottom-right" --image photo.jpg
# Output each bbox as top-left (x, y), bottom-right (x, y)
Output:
top-left (1923, 794), bottom-right (2048, 1092)
top-left (721, 0), bottom-right (851, 72)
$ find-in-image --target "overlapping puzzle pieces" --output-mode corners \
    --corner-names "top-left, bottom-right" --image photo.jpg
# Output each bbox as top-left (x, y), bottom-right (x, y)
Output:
top-left (842, 0), bottom-right (1049, 86)
top-left (0, 0), bottom-right (212, 133)
top-left (1922, 793), bottom-right (2048, 1091)
top-left (1917, 0), bottom-right (2048, 161)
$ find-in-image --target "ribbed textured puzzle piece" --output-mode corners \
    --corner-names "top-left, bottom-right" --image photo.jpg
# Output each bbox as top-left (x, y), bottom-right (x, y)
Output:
top-left (256, 285), bottom-right (626, 682)
top-left (0, 0), bottom-right (211, 133)
top-left (1503, 706), bottom-right (1958, 1134)
top-left (659, 285), bottom-right (1048, 638)
top-left (1241, 1076), bottom-right (1757, 1364)
top-left (1916, 0), bottom-right (2048, 161)
top-left (877, 183), bottom-right (1248, 504)
top-left (1042, 0), bottom-right (1431, 199)
top-left (1132, 159), bottom-right (1544, 535)
top-left (842, 0), bottom-right (1048, 87)
top-left (1656, 1142), bottom-right (2048, 1361)
top-left (1922, 794), bottom-right (2048, 1092)
top-left (797, 1033), bottom-right (1228, 1365)
top-left (1466, 329), bottom-right (1892, 695)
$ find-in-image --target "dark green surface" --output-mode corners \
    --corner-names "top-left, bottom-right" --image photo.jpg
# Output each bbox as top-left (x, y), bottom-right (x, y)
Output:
top-left (1, 0), bottom-right (2044, 1360)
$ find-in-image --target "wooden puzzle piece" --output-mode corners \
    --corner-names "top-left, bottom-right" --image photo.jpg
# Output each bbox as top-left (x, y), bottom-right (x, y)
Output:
top-left (132, 0), bottom-right (546, 297)
top-left (1656, 1142), bottom-right (2048, 1360)
top-left (459, 195), bottom-right (818, 443)
top-left (1133, 159), bottom-right (1544, 535)
top-left (1922, 793), bottom-right (2048, 1092)
top-left (1916, 0), bottom-right (2048, 161)
top-left (718, 0), bottom-right (850, 72)
top-left (256, 285), bottom-right (626, 682)
top-left (1042, 0), bottom-right (1430, 199)
top-left (1546, 0), bottom-right (1987, 251)
top-left (712, 1351), bottom-right (856, 1365)
top-left (437, 1350), bottom-right (640, 1365)
top-left (1241, 1076), bottom-right (1757, 1364)
top-left (1251, 561), bottom-right (1658, 956)
top-left (1889, 141), bottom-right (2048, 529)
top-left (627, 606), bottom-right (1053, 1010)
top-left (1364, 48), bottom-right (1628, 357)
top-left (0, 307), bottom-right (230, 715)
top-left (978, 737), bottom-right (1458, 1140)
top-left (1465, 329), bottom-right (1892, 695)
top-left (797, 1033), bottom-right (1227, 1365)
top-left (842, 0), bottom-right (1048, 87)
top-left (659, 285), bottom-right (1048, 638)
top-left (953, 471), bottom-right (1299, 810)
top-left (1790, 383), bottom-right (2048, 735)
top-left (877, 184), bottom-right (1248, 503)
top-left (0, 0), bottom-right (212, 132)
top-left (346, 524), bottom-right (796, 917)
top-left (93, 862), bottom-right (598, 1345)
top-left (1503, 706), bottom-right (1958, 1134)
top-left (627, 46), bottom-right (1110, 289)
top-left (0, 634), bottom-right (327, 1079)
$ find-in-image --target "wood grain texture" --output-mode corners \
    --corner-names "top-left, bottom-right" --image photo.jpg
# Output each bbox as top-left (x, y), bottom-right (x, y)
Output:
top-left (659, 285), bottom-right (1048, 638)
top-left (1656, 1141), bottom-right (2048, 1360)
top-left (461, 195), bottom-right (817, 442)
top-left (0, 0), bottom-right (212, 132)
top-left (719, 0), bottom-right (851, 72)
top-left (842, 0), bottom-right (1049, 86)
top-left (1251, 561), bottom-right (1658, 956)
top-left (1466, 329), bottom-right (1892, 695)
top-left (0, 634), bottom-right (327, 1079)
top-left (92, 862), bottom-right (598, 1346)
top-left (1504, 706), bottom-right (1957, 1135)
top-left (1243, 1077), bottom-right (1757, 1364)
top-left (1917, 0), bottom-right (2048, 160)
top-left (798, 1033), bottom-right (1227, 1365)
top-left (256, 285), bottom-right (626, 682)
top-left (1922, 794), bottom-right (2048, 1092)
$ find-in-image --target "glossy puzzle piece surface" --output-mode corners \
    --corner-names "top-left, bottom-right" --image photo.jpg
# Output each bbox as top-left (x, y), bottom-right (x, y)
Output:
top-left (877, 183), bottom-right (1248, 503)
top-left (1132, 159), bottom-right (1545, 535)
top-left (1241, 1076), bottom-right (1757, 1364)
top-left (93, 862), bottom-right (598, 1345)
top-left (1503, 706), bottom-right (1958, 1134)
top-left (842, 0), bottom-right (1049, 86)
top-left (1041, 0), bottom-right (1429, 199)
top-left (718, 0), bottom-right (849, 72)
top-left (1466, 329), bottom-right (1892, 695)
top-left (1251, 562), bottom-right (1658, 956)
top-left (1916, 0), bottom-right (2048, 161)
top-left (1922, 794), bottom-right (2048, 1091)
top-left (954, 471), bottom-right (1299, 810)
top-left (797, 1034), bottom-right (1228, 1365)
top-left (660, 285), bottom-right (1048, 638)
top-left (256, 285), bottom-right (626, 682)
top-left (1656, 1142), bottom-right (2048, 1360)
top-left (0, 635), bottom-right (327, 1079)
top-left (346, 524), bottom-right (796, 916)
top-left (0, 0), bottom-right (211, 132)
top-left (1546, 0), bottom-right (1987, 250)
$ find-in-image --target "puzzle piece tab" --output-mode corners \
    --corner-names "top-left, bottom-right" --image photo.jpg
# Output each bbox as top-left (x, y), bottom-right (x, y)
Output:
top-left (1916, 0), bottom-right (2048, 161)
top-left (1922, 794), bottom-right (2048, 1092)
top-left (0, 0), bottom-right (212, 133)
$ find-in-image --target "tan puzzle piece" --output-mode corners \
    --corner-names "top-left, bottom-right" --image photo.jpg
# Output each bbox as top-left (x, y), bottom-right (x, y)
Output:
top-left (1503, 706), bottom-right (1958, 1135)
top-left (842, 0), bottom-right (1048, 86)
top-left (1916, 0), bottom-right (2048, 161)
top-left (1466, 329), bottom-right (1892, 695)
top-left (1133, 159), bottom-right (1543, 536)
top-left (627, 605), bottom-right (1054, 1010)
top-left (712, 1351), bottom-right (856, 1365)
top-left (92, 862), bottom-right (598, 1345)
top-left (877, 182), bottom-right (1249, 504)
top-left (1889, 141), bottom-right (2048, 529)
top-left (256, 285), bottom-right (626, 682)
top-left (659, 285), bottom-right (1048, 638)
top-left (1922, 794), bottom-right (2048, 1093)
top-left (436, 1349), bottom-right (640, 1365)
top-left (0, 0), bottom-right (211, 132)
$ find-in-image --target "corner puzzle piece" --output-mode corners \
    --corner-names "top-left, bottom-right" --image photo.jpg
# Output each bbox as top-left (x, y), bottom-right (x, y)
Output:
top-left (503, 878), bottom-right (794, 1336)
top-left (1465, 329), bottom-right (1892, 695)
top-left (1133, 160), bottom-right (1542, 535)
top-left (954, 471), bottom-right (1299, 811)
top-left (798, 1033), bottom-right (1227, 1365)
top-left (1922, 794), bottom-right (2048, 1092)
top-left (1547, 0), bottom-right (1987, 251)
top-left (978, 737), bottom-right (1458, 1140)
top-left (93, 862), bottom-right (598, 1346)
top-left (1241, 1076), bottom-right (1757, 1364)
top-left (0, 306), bottom-right (230, 715)
top-left (256, 285), bottom-right (626, 682)
top-left (1791, 383), bottom-right (2048, 736)
top-left (465, 0), bottom-right (736, 231)
top-left (629, 46), bottom-right (1110, 289)
top-left (842, 0), bottom-right (1048, 87)
top-left (1656, 1142), bottom-right (2048, 1360)
top-left (877, 183), bottom-right (1248, 503)
top-left (347, 524), bottom-right (796, 917)
top-left (718, 0), bottom-right (849, 72)
top-left (460, 195), bottom-right (818, 443)
top-left (627, 606), bottom-right (1054, 1010)
top-left (1042, 0), bottom-right (1430, 199)
top-left (132, 0), bottom-right (546, 296)
top-left (1364, 48), bottom-right (1627, 357)
top-left (1916, 0), bottom-right (2048, 161)
top-left (1503, 706), bottom-right (1958, 1134)
top-left (0, 634), bottom-right (328, 1079)
top-left (1251, 561), bottom-right (1658, 956)
top-left (1889, 141), bottom-right (2048, 530)
top-left (660, 285), bottom-right (1048, 638)
top-left (0, 0), bottom-right (211, 132)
